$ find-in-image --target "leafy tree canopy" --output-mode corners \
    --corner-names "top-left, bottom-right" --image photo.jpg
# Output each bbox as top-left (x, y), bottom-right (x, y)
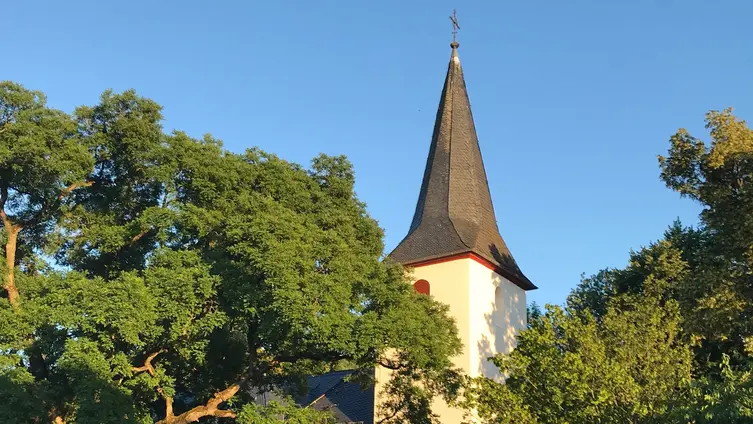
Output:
top-left (466, 109), bottom-right (753, 423)
top-left (0, 81), bottom-right (462, 424)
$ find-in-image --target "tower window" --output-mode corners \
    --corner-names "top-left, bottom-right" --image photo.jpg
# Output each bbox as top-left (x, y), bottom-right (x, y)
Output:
top-left (414, 279), bottom-right (430, 295)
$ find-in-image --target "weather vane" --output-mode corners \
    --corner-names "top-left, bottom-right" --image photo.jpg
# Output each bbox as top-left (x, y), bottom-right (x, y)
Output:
top-left (450, 9), bottom-right (460, 44)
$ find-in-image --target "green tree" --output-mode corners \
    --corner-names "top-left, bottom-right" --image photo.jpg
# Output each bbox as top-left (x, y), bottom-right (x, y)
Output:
top-left (0, 81), bottom-right (92, 307)
top-left (658, 109), bottom-right (753, 366)
top-left (464, 243), bottom-right (692, 424)
top-left (0, 82), bottom-right (462, 424)
top-left (665, 353), bottom-right (753, 423)
top-left (468, 109), bottom-right (753, 423)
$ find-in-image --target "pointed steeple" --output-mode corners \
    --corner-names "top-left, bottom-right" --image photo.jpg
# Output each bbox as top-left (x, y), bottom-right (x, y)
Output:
top-left (390, 42), bottom-right (535, 291)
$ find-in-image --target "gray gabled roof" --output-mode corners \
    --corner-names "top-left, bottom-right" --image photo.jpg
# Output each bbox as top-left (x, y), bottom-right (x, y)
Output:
top-left (298, 370), bottom-right (375, 424)
top-left (389, 42), bottom-right (535, 291)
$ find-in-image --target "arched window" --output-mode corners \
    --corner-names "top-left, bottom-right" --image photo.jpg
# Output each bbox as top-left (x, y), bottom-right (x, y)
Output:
top-left (413, 279), bottom-right (430, 295)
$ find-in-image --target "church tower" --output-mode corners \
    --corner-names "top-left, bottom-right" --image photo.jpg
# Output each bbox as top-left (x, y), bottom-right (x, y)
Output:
top-left (386, 39), bottom-right (537, 422)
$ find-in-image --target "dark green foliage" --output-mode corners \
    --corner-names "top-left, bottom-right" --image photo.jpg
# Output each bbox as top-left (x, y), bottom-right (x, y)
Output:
top-left (0, 82), bottom-right (462, 423)
top-left (236, 400), bottom-right (336, 423)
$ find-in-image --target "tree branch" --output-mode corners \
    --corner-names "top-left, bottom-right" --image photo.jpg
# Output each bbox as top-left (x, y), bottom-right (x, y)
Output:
top-left (1, 184), bottom-right (21, 308)
top-left (378, 359), bottom-right (405, 371)
top-left (157, 387), bottom-right (174, 421)
top-left (376, 405), bottom-right (401, 424)
top-left (0, 184), bottom-right (12, 229)
top-left (164, 394), bottom-right (174, 420)
top-left (131, 350), bottom-right (164, 377)
top-left (274, 351), bottom-right (350, 364)
top-left (48, 405), bottom-right (67, 424)
top-left (156, 379), bottom-right (244, 424)
top-left (58, 180), bottom-right (93, 201)
top-left (129, 228), bottom-right (151, 245)
top-left (20, 180), bottom-right (93, 229)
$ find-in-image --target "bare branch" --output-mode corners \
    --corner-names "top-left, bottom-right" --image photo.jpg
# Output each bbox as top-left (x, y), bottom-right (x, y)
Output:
top-left (48, 406), bottom-right (67, 424)
top-left (0, 210), bottom-right (14, 232)
top-left (376, 405), bottom-right (401, 424)
top-left (131, 350), bottom-right (164, 377)
top-left (156, 379), bottom-right (244, 424)
top-left (58, 180), bottom-right (93, 201)
top-left (164, 394), bottom-right (174, 420)
top-left (0, 185), bottom-right (13, 230)
top-left (213, 409), bottom-right (236, 418)
top-left (129, 228), bottom-right (150, 245)
top-left (157, 387), bottom-right (174, 421)
top-left (1, 185), bottom-right (21, 307)
top-left (378, 359), bottom-right (404, 371)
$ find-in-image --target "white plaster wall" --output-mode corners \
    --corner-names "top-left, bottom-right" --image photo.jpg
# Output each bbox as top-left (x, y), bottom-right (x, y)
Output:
top-left (375, 258), bottom-right (471, 424)
top-left (410, 258), bottom-right (472, 371)
top-left (373, 359), bottom-right (393, 422)
top-left (468, 260), bottom-right (527, 382)
top-left (374, 257), bottom-right (527, 423)
top-left (411, 258), bottom-right (471, 424)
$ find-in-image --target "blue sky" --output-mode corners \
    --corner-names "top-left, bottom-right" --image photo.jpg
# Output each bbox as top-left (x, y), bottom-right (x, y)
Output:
top-left (5, 1), bottom-right (753, 306)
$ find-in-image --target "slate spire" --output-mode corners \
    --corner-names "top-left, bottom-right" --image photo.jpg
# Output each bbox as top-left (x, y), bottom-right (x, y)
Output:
top-left (390, 42), bottom-right (536, 291)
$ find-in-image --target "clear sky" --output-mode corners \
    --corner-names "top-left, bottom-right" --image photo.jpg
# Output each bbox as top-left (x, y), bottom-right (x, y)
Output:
top-left (5, 1), bottom-right (753, 307)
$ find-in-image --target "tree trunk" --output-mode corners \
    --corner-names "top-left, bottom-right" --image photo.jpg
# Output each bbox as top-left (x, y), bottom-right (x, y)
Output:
top-left (4, 225), bottom-right (19, 308)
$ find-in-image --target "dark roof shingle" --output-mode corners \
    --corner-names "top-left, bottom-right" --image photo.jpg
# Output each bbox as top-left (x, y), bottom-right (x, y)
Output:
top-left (389, 44), bottom-right (535, 291)
top-left (299, 370), bottom-right (375, 424)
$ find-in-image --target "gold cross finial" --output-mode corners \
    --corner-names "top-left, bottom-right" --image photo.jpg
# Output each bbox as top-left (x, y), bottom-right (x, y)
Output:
top-left (450, 9), bottom-right (460, 44)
